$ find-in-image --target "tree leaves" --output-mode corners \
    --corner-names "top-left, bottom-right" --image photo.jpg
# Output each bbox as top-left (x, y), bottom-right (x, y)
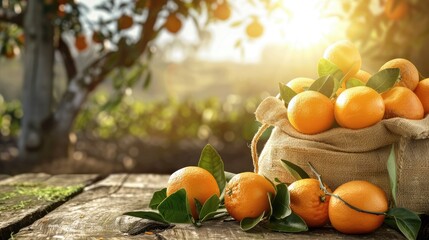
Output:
top-left (387, 145), bottom-right (397, 207)
top-left (198, 144), bottom-right (226, 193)
top-left (278, 82), bottom-right (297, 107)
top-left (199, 194), bottom-right (221, 221)
top-left (385, 208), bottom-right (421, 240)
top-left (281, 159), bottom-right (310, 180)
top-left (123, 145), bottom-right (422, 240)
top-left (366, 68), bottom-right (400, 93)
top-left (264, 212), bottom-right (308, 233)
top-left (157, 189), bottom-right (192, 223)
top-left (271, 183), bottom-right (291, 219)
top-left (240, 211), bottom-right (266, 231)
top-left (149, 188), bottom-right (167, 210)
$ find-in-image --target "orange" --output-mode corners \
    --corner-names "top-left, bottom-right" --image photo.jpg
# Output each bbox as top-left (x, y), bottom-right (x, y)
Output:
top-left (224, 172), bottom-right (275, 221)
top-left (287, 91), bottom-right (335, 134)
top-left (323, 40), bottom-right (362, 79)
top-left (414, 78), bottom-right (429, 114)
top-left (74, 34), bottom-right (87, 52)
top-left (286, 77), bottom-right (315, 94)
top-left (213, 2), bottom-right (231, 20)
top-left (379, 58), bottom-right (419, 91)
top-left (329, 180), bottom-right (388, 234)
top-left (166, 166), bottom-right (220, 219)
top-left (337, 69), bottom-right (372, 95)
top-left (351, 69), bottom-right (371, 85)
top-left (288, 178), bottom-right (331, 228)
top-left (165, 13), bottom-right (182, 34)
top-left (334, 86), bottom-right (385, 129)
top-left (382, 86), bottom-right (424, 120)
top-left (384, 0), bottom-right (409, 20)
top-left (245, 19), bottom-right (264, 39)
top-left (118, 14), bottom-right (134, 30)
top-left (92, 31), bottom-right (103, 44)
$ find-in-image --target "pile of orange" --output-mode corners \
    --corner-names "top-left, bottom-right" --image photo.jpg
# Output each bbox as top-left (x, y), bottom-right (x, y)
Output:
top-left (288, 178), bottom-right (388, 234)
top-left (285, 40), bottom-right (429, 135)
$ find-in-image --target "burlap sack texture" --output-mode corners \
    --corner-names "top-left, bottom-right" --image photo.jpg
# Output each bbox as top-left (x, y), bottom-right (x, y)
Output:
top-left (252, 96), bottom-right (429, 214)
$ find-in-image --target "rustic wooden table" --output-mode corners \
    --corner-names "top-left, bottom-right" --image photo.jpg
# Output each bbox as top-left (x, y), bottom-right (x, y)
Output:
top-left (0, 173), bottom-right (420, 239)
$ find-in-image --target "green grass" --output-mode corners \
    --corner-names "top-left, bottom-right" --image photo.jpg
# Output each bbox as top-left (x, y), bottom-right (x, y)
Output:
top-left (0, 183), bottom-right (83, 211)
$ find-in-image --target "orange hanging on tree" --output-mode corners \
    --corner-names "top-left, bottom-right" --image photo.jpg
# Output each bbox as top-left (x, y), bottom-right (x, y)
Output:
top-left (384, 0), bottom-right (409, 21)
top-left (165, 13), bottom-right (182, 34)
top-left (118, 14), bottom-right (134, 30)
top-left (246, 18), bottom-right (264, 39)
top-left (74, 34), bottom-right (88, 52)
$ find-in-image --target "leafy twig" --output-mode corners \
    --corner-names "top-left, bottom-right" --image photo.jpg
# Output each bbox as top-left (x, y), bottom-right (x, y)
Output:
top-left (307, 162), bottom-right (387, 216)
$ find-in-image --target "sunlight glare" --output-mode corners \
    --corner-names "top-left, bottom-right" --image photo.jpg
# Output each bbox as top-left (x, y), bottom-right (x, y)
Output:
top-left (280, 0), bottom-right (338, 49)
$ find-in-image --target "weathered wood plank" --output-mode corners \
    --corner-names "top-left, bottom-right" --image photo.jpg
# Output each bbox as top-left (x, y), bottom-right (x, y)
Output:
top-left (0, 173), bottom-right (101, 239)
top-left (14, 174), bottom-right (405, 239)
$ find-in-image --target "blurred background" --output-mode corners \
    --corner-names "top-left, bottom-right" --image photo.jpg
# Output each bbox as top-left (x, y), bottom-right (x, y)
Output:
top-left (1, 0), bottom-right (429, 174)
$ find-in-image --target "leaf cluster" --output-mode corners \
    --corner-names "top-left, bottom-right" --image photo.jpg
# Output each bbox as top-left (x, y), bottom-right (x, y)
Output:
top-left (123, 144), bottom-right (308, 233)
top-left (342, 0), bottom-right (429, 63)
top-left (278, 58), bottom-right (399, 107)
top-left (74, 93), bottom-right (265, 143)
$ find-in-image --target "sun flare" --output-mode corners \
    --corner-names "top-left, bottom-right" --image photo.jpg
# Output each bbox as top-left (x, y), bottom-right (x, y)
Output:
top-left (279, 0), bottom-right (340, 49)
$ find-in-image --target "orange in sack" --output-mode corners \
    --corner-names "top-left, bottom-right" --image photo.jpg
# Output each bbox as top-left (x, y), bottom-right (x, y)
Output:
top-left (382, 86), bottom-right (424, 120)
top-left (334, 86), bottom-right (385, 129)
top-left (287, 91), bottom-right (334, 134)
top-left (414, 78), bottom-right (429, 115)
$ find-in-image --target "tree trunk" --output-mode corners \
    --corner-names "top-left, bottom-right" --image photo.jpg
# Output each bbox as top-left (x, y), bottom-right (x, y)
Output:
top-left (18, 0), bottom-right (55, 162)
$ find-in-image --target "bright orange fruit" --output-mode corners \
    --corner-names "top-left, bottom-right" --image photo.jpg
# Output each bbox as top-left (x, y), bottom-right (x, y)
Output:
top-left (224, 172), bottom-right (275, 221)
top-left (287, 91), bottom-right (334, 134)
top-left (329, 180), bottom-right (388, 234)
top-left (166, 166), bottom-right (220, 219)
top-left (382, 86), bottom-right (424, 120)
top-left (288, 178), bottom-right (331, 228)
top-left (414, 78), bottom-right (429, 115)
top-left (334, 86), bottom-right (385, 129)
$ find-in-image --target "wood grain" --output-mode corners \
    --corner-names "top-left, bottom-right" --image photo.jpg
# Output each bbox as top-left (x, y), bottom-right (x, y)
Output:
top-left (0, 173), bottom-right (101, 239)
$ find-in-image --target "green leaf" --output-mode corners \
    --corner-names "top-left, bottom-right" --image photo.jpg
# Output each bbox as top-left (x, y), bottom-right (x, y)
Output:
top-left (149, 188), bottom-right (167, 210)
top-left (385, 208), bottom-right (421, 240)
top-left (225, 171), bottom-right (236, 182)
top-left (345, 78), bottom-right (365, 88)
top-left (157, 189), bottom-right (192, 223)
top-left (201, 208), bottom-right (228, 222)
top-left (308, 75), bottom-right (336, 98)
top-left (198, 144), bottom-right (226, 193)
top-left (271, 183), bottom-right (291, 219)
top-left (142, 71), bottom-right (152, 89)
top-left (387, 145), bottom-right (397, 207)
top-left (281, 160), bottom-right (310, 180)
top-left (240, 211), bottom-right (265, 231)
top-left (230, 20), bottom-right (243, 27)
top-left (278, 82), bottom-right (297, 106)
top-left (318, 58), bottom-right (340, 78)
top-left (199, 194), bottom-right (220, 221)
top-left (123, 210), bottom-right (168, 224)
top-left (195, 198), bottom-right (203, 218)
top-left (264, 212), bottom-right (308, 232)
top-left (366, 68), bottom-right (400, 93)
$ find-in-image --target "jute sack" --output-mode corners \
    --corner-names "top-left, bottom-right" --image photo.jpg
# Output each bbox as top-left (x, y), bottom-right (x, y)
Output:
top-left (251, 96), bottom-right (429, 214)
